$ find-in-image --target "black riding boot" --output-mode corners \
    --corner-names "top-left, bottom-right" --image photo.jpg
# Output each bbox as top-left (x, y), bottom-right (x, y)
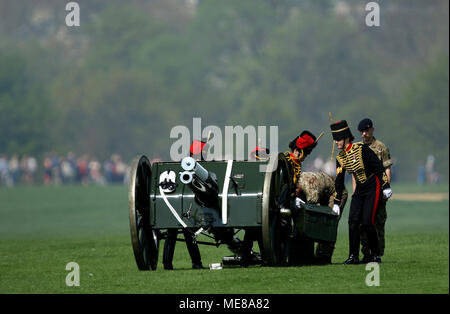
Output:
top-left (344, 223), bottom-right (360, 264)
top-left (363, 225), bottom-right (382, 263)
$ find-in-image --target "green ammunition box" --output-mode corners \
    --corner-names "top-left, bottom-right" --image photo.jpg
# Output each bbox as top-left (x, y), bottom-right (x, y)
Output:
top-left (295, 204), bottom-right (339, 242)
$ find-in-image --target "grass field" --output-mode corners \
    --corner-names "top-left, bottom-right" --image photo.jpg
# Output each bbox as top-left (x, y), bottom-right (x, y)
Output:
top-left (0, 183), bottom-right (448, 294)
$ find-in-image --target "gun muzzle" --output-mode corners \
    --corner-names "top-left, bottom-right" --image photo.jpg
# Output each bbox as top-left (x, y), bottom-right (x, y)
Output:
top-left (179, 171), bottom-right (194, 185)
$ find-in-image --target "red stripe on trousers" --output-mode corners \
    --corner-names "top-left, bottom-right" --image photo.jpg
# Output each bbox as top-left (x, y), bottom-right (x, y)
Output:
top-left (372, 176), bottom-right (381, 225)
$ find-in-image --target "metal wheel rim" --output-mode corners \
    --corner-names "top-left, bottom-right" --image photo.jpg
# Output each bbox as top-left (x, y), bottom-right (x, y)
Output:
top-left (262, 153), bottom-right (293, 266)
top-left (128, 155), bottom-right (159, 270)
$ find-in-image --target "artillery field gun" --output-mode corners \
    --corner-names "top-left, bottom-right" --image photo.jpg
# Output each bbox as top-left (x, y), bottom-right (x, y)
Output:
top-left (128, 153), bottom-right (339, 270)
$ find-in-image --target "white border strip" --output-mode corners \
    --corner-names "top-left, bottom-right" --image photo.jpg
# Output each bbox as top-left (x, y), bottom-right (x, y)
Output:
top-left (221, 160), bottom-right (233, 225)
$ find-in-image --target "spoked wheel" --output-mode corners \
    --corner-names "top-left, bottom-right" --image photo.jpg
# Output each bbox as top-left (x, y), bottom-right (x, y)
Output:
top-left (129, 155), bottom-right (159, 270)
top-left (262, 153), bottom-right (294, 266)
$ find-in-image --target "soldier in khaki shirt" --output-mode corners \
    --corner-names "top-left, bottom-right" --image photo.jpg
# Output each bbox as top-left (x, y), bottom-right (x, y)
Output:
top-left (354, 118), bottom-right (393, 262)
top-left (296, 171), bottom-right (348, 264)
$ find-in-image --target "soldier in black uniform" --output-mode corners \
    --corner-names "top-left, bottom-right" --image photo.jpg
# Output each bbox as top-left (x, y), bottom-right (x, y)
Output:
top-left (163, 140), bottom-right (206, 270)
top-left (283, 131), bottom-right (318, 265)
top-left (330, 120), bottom-right (392, 264)
top-left (285, 131), bottom-right (318, 185)
top-left (276, 131), bottom-right (319, 216)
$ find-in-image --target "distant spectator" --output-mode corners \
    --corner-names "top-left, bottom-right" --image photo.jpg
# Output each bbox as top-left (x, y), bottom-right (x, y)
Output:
top-left (43, 157), bottom-right (52, 185)
top-left (123, 164), bottom-right (131, 185)
top-left (88, 158), bottom-right (104, 185)
top-left (111, 154), bottom-right (127, 183)
top-left (425, 155), bottom-right (439, 184)
top-left (61, 157), bottom-right (76, 184)
top-left (67, 152), bottom-right (77, 175)
top-left (76, 155), bottom-right (89, 184)
top-left (9, 154), bottom-right (20, 185)
top-left (0, 155), bottom-right (12, 186)
top-left (417, 164), bottom-right (426, 185)
top-left (21, 155), bottom-right (37, 185)
top-left (50, 154), bottom-right (61, 185)
top-left (103, 157), bottom-right (114, 183)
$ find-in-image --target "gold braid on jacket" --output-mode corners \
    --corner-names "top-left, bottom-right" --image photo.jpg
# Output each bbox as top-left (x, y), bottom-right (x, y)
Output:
top-left (284, 152), bottom-right (302, 185)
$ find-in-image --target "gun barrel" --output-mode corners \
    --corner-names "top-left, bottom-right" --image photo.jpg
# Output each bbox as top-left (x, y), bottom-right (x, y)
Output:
top-left (179, 157), bottom-right (219, 207)
top-left (181, 157), bottom-right (208, 182)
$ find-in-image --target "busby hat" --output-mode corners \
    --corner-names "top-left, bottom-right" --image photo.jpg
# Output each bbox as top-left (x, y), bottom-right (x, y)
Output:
top-left (330, 120), bottom-right (354, 142)
top-left (289, 130), bottom-right (318, 155)
top-left (357, 118), bottom-right (373, 131)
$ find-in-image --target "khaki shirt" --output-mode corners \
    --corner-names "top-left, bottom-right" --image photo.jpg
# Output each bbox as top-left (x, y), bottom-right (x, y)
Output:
top-left (356, 138), bottom-right (393, 169)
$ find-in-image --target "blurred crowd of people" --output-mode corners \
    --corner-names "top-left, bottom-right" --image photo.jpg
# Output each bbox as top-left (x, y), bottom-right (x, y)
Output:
top-left (1, 152), bottom-right (404, 188)
top-left (0, 153), bottom-right (131, 187)
top-left (0, 154), bottom-right (38, 186)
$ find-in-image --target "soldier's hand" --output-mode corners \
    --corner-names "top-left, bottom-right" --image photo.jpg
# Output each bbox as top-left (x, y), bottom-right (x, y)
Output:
top-left (383, 188), bottom-right (392, 200)
top-left (332, 204), bottom-right (340, 215)
top-left (295, 197), bottom-right (305, 209)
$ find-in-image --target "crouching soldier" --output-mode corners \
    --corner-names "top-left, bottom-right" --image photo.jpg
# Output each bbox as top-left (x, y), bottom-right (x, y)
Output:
top-left (296, 171), bottom-right (348, 264)
top-left (163, 140), bottom-right (207, 270)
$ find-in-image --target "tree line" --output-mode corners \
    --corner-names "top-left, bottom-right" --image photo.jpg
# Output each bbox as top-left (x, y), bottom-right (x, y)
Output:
top-left (0, 0), bottom-right (448, 182)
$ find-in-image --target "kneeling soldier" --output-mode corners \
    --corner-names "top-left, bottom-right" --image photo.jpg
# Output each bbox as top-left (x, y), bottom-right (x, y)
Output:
top-left (296, 171), bottom-right (348, 264)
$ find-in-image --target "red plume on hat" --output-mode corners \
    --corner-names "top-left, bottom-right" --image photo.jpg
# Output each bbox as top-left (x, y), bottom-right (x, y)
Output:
top-left (289, 130), bottom-right (317, 152)
top-left (296, 134), bottom-right (315, 149)
top-left (190, 140), bottom-right (206, 155)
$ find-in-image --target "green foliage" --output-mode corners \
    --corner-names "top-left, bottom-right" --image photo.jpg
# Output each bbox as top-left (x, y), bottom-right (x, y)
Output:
top-left (0, 0), bottom-right (448, 181)
top-left (0, 52), bottom-right (52, 154)
top-left (394, 56), bottom-right (449, 180)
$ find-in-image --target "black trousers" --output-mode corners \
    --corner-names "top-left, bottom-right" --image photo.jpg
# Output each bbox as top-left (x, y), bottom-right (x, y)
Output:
top-left (240, 227), bottom-right (264, 267)
top-left (163, 228), bottom-right (202, 267)
top-left (348, 176), bottom-right (382, 257)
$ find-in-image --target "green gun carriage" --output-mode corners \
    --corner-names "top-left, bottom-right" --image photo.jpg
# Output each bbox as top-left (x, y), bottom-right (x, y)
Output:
top-left (128, 153), bottom-right (339, 270)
